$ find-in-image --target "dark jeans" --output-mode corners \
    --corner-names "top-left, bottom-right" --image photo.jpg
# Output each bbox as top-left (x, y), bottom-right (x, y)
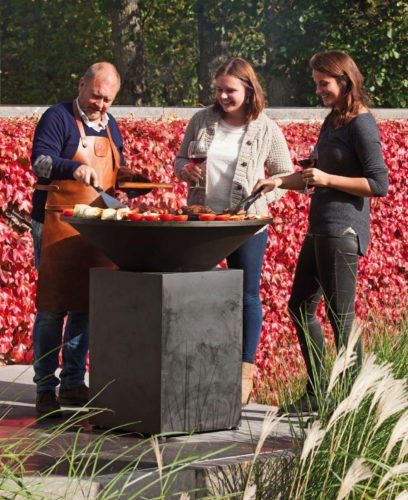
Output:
top-left (288, 233), bottom-right (361, 395)
top-left (32, 220), bottom-right (89, 392)
top-left (227, 229), bottom-right (268, 363)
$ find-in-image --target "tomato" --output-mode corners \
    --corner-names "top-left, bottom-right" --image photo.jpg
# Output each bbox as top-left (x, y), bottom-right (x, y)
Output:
top-left (173, 214), bottom-right (188, 221)
top-left (158, 213), bottom-right (175, 221)
top-left (199, 213), bottom-right (217, 221)
top-left (128, 212), bottom-right (144, 221)
top-left (215, 214), bottom-right (231, 221)
top-left (143, 214), bottom-right (160, 221)
top-left (62, 209), bottom-right (74, 217)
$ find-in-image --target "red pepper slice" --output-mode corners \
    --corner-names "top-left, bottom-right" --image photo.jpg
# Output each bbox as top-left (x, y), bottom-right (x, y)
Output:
top-left (158, 213), bottom-right (175, 221)
top-left (199, 214), bottom-right (217, 221)
top-left (142, 214), bottom-right (160, 221)
top-left (128, 212), bottom-right (144, 221)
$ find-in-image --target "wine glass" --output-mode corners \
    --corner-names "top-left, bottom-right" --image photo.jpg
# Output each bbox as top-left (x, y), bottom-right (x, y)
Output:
top-left (295, 142), bottom-right (318, 195)
top-left (187, 140), bottom-right (207, 188)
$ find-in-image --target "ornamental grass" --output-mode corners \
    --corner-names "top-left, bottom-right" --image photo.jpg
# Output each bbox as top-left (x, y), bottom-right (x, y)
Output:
top-left (256, 316), bottom-right (408, 499)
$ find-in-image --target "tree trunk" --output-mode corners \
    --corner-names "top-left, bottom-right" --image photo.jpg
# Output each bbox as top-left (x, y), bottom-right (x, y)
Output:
top-left (109, 0), bottom-right (146, 105)
top-left (262, 3), bottom-right (295, 106)
top-left (196, 1), bottom-right (223, 106)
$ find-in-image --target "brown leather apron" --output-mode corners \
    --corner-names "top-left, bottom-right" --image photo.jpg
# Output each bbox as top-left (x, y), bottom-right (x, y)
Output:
top-left (36, 102), bottom-right (120, 312)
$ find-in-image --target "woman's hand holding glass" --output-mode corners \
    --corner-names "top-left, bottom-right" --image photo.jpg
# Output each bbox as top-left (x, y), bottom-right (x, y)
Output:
top-left (183, 162), bottom-right (204, 185)
top-left (295, 142), bottom-right (318, 194)
top-left (301, 167), bottom-right (331, 188)
top-left (185, 141), bottom-right (207, 188)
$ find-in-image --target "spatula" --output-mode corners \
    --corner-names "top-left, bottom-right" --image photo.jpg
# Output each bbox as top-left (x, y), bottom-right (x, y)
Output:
top-left (93, 185), bottom-right (126, 209)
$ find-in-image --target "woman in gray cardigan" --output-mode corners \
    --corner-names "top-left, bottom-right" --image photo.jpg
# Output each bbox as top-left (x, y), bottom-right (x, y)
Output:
top-left (255, 51), bottom-right (388, 414)
top-left (175, 57), bottom-right (293, 404)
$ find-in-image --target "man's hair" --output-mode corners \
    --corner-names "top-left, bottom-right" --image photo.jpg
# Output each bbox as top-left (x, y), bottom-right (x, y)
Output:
top-left (83, 62), bottom-right (121, 86)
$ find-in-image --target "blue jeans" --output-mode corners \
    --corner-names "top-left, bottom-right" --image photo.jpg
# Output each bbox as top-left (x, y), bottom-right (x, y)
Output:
top-left (32, 220), bottom-right (89, 392)
top-left (227, 229), bottom-right (268, 363)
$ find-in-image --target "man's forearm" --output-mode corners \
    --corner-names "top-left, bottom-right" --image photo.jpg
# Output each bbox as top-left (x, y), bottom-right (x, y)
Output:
top-left (32, 154), bottom-right (82, 180)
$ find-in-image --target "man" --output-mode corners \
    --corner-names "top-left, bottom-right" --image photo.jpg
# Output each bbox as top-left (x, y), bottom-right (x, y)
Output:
top-left (31, 62), bottom-right (148, 415)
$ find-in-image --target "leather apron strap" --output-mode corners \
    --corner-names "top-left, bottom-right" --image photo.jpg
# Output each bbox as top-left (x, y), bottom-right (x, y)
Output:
top-left (36, 101), bottom-right (120, 312)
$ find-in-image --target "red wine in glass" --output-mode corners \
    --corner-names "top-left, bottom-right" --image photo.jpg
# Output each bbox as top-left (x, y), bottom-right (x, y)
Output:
top-left (297, 157), bottom-right (317, 168)
top-left (189, 154), bottom-right (206, 164)
top-left (295, 143), bottom-right (318, 194)
top-left (187, 141), bottom-right (207, 187)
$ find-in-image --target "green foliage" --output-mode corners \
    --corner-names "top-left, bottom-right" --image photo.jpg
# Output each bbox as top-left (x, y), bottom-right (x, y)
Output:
top-left (0, 0), bottom-right (112, 104)
top-left (365, 317), bottom-right (408, 382)
top-left (0, 0), bottom-right (406, 106)
top-left (142, 0), bottom-right (198, 106)
top-left (306, 0), bottom-right (408, 108)
top-left (208, 0), bottom-right (408, 107)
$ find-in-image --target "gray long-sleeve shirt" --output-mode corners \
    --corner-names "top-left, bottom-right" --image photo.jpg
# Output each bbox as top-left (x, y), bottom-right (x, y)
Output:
top-left (309, 112), bottom-right (388, 255)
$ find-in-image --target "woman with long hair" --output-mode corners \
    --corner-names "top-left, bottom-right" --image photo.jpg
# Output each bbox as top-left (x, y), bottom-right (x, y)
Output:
top-left (175, 57), bottom-right (294, 404)
top-left (255, 51), bottom-right (388, 413)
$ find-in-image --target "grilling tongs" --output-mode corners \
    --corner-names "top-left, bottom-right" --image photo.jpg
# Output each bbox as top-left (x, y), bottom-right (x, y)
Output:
top-left (230, 187), bottom-right (263, 215)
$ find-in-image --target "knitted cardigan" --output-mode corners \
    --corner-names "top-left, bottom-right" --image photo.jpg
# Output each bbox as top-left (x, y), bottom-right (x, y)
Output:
top-left (175, 106), bottom-right (294, 213)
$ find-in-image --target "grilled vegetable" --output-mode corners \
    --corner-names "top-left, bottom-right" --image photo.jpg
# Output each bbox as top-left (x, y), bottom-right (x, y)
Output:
top-left (101, 208), bottom-right (117, 220)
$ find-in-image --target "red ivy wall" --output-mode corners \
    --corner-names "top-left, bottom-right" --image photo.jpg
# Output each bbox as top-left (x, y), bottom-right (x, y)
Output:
top-left (0, 117), bottom-right (407, 388)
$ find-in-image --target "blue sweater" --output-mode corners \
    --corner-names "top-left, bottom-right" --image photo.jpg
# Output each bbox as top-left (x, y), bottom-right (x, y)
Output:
top-left (31, 102), bottom-right (125, 222)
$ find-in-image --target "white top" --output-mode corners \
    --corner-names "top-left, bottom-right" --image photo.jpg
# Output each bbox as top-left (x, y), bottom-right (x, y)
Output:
top-left (206, 119), bottom-right (247, 212)
top-left (175, 107), bottom-right (294, 214)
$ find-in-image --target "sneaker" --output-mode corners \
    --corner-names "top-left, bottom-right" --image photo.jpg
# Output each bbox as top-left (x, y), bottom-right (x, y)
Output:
top-left (36, 390), bottom-right (61, 416)
top-left (59, 385), bottom-right (89, 406)
top-left (280, 393), bottom-right (319, 415)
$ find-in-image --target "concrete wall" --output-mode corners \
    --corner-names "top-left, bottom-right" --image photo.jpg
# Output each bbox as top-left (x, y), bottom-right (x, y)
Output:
top-left (0, 106), bottom-right (407, 122)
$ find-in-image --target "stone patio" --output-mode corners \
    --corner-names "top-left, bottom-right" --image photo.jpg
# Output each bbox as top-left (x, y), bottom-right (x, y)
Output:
top-left (0, 365), bottom-right (302, 498)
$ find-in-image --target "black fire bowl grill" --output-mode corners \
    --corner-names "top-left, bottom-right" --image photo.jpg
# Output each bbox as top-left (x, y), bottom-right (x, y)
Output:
top-left (62, 216), bottom-right (273, 272)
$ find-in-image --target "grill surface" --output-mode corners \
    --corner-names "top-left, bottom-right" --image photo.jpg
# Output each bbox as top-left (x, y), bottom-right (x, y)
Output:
top-left (62, 216), bottom-right (273, 272)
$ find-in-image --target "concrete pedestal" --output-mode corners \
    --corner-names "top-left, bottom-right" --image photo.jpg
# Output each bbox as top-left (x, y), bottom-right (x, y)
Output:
top-left (89, 268), bottom-right (243, 434)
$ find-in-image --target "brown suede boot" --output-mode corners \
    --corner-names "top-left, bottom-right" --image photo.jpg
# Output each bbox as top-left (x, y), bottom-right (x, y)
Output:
top-left (242, 362), bottom-right (255, 405)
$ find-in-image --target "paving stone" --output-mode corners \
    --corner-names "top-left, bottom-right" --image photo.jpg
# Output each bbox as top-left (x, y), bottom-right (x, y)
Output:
top-left (0, 365), bottom-right (301, 498)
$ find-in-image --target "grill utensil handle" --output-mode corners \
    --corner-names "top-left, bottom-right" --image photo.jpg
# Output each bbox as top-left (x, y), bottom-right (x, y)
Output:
top-left (118, 182), bottom-right (173, 190)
